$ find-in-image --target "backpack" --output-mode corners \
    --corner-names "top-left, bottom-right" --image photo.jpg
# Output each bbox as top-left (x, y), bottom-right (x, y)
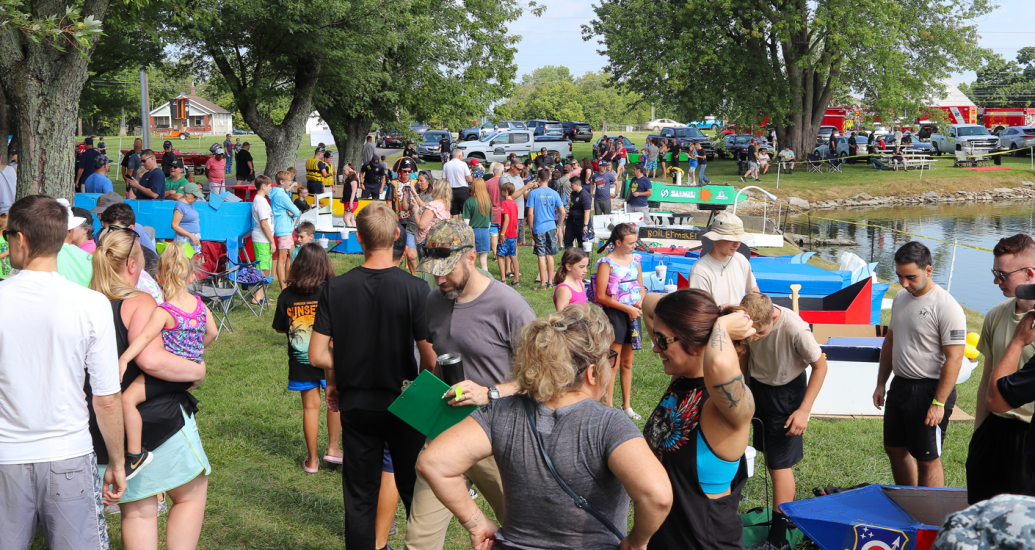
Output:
top-left (209, 143), bottom-right (220, 154)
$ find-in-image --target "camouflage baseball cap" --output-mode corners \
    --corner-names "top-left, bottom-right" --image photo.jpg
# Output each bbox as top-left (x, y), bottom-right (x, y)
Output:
top-left (416, 219), bottom-right (475, 277)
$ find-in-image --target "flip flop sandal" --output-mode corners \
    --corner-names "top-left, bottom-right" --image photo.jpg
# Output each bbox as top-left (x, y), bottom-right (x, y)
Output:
top-left (323, 455), bottom-right (343, 465)
top-left (302, 458), bottom-right (319, 473)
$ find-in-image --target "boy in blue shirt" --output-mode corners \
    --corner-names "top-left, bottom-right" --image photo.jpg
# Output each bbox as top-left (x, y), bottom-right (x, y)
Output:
top-left (527, 168), bottom-right (566, 290)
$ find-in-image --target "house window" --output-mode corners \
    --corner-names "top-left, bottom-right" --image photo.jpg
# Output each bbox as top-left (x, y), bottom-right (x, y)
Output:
top-left (155, 116), bottom-right (170, 129)
top-left (193, 117), bottom-right (205, 126)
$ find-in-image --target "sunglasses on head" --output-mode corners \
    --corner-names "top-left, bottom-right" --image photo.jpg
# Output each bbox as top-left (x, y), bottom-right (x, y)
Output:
top-left (422, 243), bottom-right (472, 259)
top-left (992, 267), bottom-right (1035, 281)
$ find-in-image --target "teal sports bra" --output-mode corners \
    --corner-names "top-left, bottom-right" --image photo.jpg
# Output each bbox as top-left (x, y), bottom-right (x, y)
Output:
top-left (696, 430), bottom-right (739, 494)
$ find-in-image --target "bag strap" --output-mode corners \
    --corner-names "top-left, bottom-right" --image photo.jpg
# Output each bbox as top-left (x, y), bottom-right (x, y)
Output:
top-left (522, 398), bottom-right (624, 541)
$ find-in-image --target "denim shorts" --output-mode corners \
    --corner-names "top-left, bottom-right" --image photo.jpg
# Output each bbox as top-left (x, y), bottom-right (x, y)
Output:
top-left (473, 227), bottom-right (490, 253)
top-left (288, 379), bottom-right (327, 391)
top-left (406, 232), bottom-right (416, 249)
top-left (532, 229), bottom-right (559, 257)
top-left (497, 237), bottom-right (517, 257)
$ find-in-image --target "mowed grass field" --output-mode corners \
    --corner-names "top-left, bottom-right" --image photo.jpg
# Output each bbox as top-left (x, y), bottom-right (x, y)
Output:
top-left (47, 240), bottom-right (987, 550)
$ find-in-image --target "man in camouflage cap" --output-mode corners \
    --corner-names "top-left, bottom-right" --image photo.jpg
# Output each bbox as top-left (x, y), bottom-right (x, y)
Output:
top-left (407, 218), bottom-right (534, 550)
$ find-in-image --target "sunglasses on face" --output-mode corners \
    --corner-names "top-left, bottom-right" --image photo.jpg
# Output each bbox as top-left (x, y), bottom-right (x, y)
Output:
top-left (652, 331), bottom-right (680, 351)
top-left (575, 349), bottom-right (619, 377)
top-left (992, 267), bottom-right (1035, 281)
top-left (2, 229), bottom-right (19, 241)
top-left (422, 243), bottom-right (472, 259)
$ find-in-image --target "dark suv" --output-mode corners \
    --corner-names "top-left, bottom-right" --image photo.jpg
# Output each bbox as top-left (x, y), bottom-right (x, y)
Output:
top-left (561, 122), bottom-right (594, 142)
top-left (647, 126), bottom-right (716, 160)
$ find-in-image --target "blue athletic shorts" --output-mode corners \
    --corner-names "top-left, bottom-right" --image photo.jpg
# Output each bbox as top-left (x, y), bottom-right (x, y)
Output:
top-left (287, 379), bottom-right (326, 391)
top-left (497, 237), bottom-right (517, 257)
top-left (382, 444), bottom-right (394, 473)
top-left (489, 224), bottom-right (500, 235)
top-left (473, 227), bottom-right (490, 253)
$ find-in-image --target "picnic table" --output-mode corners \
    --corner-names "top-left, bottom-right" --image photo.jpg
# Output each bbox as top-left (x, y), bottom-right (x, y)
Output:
top-left (878, 152), bottom-right (937, 171)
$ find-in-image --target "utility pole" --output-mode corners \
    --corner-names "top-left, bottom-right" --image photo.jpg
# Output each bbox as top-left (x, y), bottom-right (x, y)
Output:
top-left (139, 69), bottom-right (151, 149)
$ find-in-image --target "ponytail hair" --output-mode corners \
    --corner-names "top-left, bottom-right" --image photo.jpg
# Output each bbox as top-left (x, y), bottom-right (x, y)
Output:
top-left (553, 246), bottom-right (588, 285)
top-left (655, 289), bottom-right (747, 355)
top-left (512, 305), bottom-right (614, 403)
top-left (597, 222), bottom-right (637, 254)
top-left (157, 244), bottom-right (193, 301)
top-left (90, 230), bottom-right (143, 300)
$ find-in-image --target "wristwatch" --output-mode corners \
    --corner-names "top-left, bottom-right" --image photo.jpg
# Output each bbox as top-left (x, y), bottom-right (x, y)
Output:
top-left (488, 386), bottom-right (500, 402)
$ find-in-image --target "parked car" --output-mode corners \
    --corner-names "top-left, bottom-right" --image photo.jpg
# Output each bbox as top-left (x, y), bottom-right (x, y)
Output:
top-left (453, 130), bottom-right (572, 164)
top-left (872, 135), bottom-right (935, 154)
top-left (561, 121), bottom-right (594, 142)
top-left (647, 126), bottom-right (716, 160)
top-left (408, 121), bottom-right (429, 135)
top-left (232, 129), bottom-right (246, 135)
top-left (376, 127), bottom-right (405, 148)
top-left (416, 130), bottom-right (452, 160)
top-left (592, 136), bottom-right (639, 156)
top-left (526, 120), bottom-right (565, 139)
top-left (718, 134), bottom-right (773, 159)
top-left (816, 125), bottom-right (838, 146)
top-left (460, 121), bottom-right (526, 142)
top-left (815, 136), bottom-right (870, 158)
top-left (686, 117), bottom-right (723, 131)
top-left (646, 118), bottom-right (681, 133)
top-left (929, 124), bottom-right (998, 156)
top-left (998, 126), bottom-right (1035, 154)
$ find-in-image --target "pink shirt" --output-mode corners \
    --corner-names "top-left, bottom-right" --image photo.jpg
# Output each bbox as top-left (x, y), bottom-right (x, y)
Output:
top-left (553, 280), bottom-right (587, 308)
top-left (78, 240), bottom-right (96, 254)
top-left (205, 158), bottom-right (226, 183)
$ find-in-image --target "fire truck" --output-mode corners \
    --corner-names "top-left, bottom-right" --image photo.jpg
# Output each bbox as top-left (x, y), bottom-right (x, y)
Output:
top-left (979, 107), bottom-right (1035, 135)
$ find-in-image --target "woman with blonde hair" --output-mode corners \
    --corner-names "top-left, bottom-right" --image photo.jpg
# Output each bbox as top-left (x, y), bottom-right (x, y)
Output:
top-left (419, 305), bottom-right (673, 550)
top-left (416, 178), bottom-right (452, 245)
top-left (87, 229), bottom-right (210, 550)
top-left (462, 177), bottom-right (493, 271)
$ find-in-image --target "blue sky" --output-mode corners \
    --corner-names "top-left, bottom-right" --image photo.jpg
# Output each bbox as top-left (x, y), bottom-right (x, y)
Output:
top-left (510, 0), bottom-right (1034, 86)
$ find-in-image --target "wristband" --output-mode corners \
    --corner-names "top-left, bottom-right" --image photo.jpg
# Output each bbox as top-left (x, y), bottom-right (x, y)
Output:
top-left (460, 509), bottom-right (482, 531)
top-left (932, 398), bottom-right (945, 407)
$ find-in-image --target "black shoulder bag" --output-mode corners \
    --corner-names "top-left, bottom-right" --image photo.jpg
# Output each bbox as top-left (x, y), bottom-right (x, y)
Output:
top-left (522, 397), bottom-right (624, 541)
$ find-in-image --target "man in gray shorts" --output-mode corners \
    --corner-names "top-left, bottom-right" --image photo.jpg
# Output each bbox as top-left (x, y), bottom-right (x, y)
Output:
top-left (0, 195), bottom-right (127, 549)
top-left (408, 219), bottom-right (536, 550)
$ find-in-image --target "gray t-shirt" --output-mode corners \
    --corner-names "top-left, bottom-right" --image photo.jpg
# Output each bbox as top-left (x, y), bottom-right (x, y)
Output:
top-left (406, 190), bottom-right (434, 235)
top-left (472, 396), bottom-right (642, 550)
top-left (425, 279), bottom-right (535, 387)
top-left (362, 141), bottom-right (377, 165)
top-left (500, 173), bottom-right (525, 219)
top-left (888, 284), bottom-right (967, 380)
top-left (646, 144), bottom-right (659, 162)
top-left (125, 152), bottom-right (142, 178)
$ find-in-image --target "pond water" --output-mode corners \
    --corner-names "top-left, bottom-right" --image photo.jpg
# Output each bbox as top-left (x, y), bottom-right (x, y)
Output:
top-left (784, 200), bottom-right (1035, 314)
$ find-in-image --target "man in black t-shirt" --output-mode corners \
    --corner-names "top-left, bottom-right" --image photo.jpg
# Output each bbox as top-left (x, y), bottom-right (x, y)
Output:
top-left (564, 178), bottom-right (593, 248)
top-left (741, 139), bottom-right (760, 183)
top-left (160, 140), bottom-right (177, 177)
top-left (236, 142), bottom-right (255, 182)
top-left (75, 137), bottom-right (100, 193)
top-left (439, 135), bottom-right (451, 164)
top-left (361, 157), bottom-right (386, 199)
top-left (309, 202), bottom-right (436, 550)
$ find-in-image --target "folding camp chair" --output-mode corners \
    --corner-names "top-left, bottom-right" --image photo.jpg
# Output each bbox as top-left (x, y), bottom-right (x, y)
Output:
top-left (869, 157), bottom-right (887, 171)
top-left (806, 153), bottom-right (824, 173)
top-left (190, 265), bottom-right (238, 340)
top-left (226, 238), bottom-right (275, 316)
top-left (826, 155), bottom-right (843, 174)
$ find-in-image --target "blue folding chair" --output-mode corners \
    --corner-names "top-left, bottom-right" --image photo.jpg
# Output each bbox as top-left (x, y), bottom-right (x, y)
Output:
top-left (226, 238), bottom-right (275, 316)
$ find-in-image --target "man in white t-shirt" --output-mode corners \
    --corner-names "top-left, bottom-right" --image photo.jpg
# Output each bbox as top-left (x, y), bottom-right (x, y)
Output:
top-left (0, 195), bottom-right (126, 548)
top-left (251, 175), bottom-right (275, 303)
top-left (875, 241), bottom-right (966, 488)
top-left (741, 292), bottom-right (827, 549)
top-left (442, 150), bottom-right (473, 217)
top-left (642, 211), bottom-right (759, 341)
top-left (967, 234), bottom-right (1035, 503)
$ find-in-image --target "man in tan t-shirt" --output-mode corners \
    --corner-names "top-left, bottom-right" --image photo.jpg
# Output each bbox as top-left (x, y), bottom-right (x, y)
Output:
top-left (875, 242), bottom-right (966, 488)
top-left (641, 211), bottom-right (759, 341)
top-left (741, 293), bottom-right (827, 549)
top-left (967, 234), bottom-right (1035, 503)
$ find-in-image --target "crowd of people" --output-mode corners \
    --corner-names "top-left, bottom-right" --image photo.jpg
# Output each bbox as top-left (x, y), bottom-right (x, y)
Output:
top-left (7, 129), bottom-right (1035, 550)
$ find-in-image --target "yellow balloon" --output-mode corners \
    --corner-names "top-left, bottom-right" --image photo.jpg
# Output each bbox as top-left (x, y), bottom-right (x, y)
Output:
top-left (964, 344), bottom-right (980, 360)
top-left (966, 332), bottom-right (980, 347)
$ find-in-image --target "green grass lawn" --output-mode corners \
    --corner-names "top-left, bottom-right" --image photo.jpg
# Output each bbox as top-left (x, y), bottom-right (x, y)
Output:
top-left (60, 242), bottom-right (985, 550)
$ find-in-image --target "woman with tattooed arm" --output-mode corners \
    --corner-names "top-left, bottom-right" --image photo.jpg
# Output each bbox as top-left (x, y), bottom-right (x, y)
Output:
top-left (643, 288), bottom-right (756, 550)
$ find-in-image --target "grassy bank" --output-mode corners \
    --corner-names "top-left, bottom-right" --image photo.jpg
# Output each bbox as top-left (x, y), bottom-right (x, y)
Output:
top-left (45, 240), bottom-right (987, 550)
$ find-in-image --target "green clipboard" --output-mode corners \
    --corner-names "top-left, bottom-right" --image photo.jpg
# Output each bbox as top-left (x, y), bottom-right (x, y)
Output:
top-left (388, 370), bottom-right (479, 439)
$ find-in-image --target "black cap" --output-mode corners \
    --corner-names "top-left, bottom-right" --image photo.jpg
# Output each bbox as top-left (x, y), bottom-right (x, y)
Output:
top-left (72, 207), bottom-right (94, 226)
top-left (171, 159), bottom-right (185, 169)
top-left (1016, 285), bottom-right (1035, 300)
top-left (316, 146), bottom-right (326, 153)
top-left (94, 155), bottom-right (111, 169)
top-left (540, 147), bottom-right (547, 152)
top-left (163, 140), bottom-right (173, 147)
top-left (84, 137), bottom-right (94, 145)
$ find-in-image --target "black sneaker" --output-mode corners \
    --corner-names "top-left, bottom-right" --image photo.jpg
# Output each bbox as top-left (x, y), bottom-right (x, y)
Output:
top-left (739, 176), bottom-right (746, 183)
top-left (125, 450), bottom-right (154, 480)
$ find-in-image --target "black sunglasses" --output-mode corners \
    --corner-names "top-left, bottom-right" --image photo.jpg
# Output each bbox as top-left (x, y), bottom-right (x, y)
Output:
top-left (992, 267), bottom-right (1034, 281)
top-left (652, 331), bottom-right (680, 351)
top-left (422, 243), bottom-right (472, 259)
top-left (575, 349), bottom-right (619, 377)
top-left (2, 229), bottom-right (19, 241)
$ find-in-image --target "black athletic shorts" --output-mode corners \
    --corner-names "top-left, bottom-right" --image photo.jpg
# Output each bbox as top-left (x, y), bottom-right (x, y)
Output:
top-left (602, 305), bottom-right (634, 345)
top-left (144, 372), bottom-right (193, 400)
top-left (450, 186), bottom-right (470, 216)
top-left (751, 372), bottom-right (806, 470)
top-left (883, 377), bottom-right (956, 461)
top-left (306, 180), bottom-right (324, 195)
top-left (966, 412), bottom-right (1034, 503)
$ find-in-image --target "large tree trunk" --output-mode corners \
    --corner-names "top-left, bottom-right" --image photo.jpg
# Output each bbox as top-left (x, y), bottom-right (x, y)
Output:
top-left (0, 0), bottom-right (109, 200)
top-left (0, 88), bottom-right (9, 160)
top-left (324, 113), bottom-right (373, 174)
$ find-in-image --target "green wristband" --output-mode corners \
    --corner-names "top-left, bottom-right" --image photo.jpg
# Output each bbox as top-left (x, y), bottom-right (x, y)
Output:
top-left (932, 398), bottom-right (945, 407)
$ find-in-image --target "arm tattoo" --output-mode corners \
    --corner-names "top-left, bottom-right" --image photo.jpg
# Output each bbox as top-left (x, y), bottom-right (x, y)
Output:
top-left (710, 325), bottom-right (727, 351)
top-left (713, 375), bottom-right (746, 409)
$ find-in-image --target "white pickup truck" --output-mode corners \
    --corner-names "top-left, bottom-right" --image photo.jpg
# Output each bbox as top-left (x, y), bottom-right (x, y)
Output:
top-left (929, 124), bottom-right (999, 155)
top-left (452, 130), bottom-right (572, 164)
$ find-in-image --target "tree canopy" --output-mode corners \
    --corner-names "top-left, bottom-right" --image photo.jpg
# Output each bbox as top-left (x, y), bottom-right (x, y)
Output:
top-left (960, 48), bottom-right (1035, 108)
top-left (584, 0), bottom-right (993, 156)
